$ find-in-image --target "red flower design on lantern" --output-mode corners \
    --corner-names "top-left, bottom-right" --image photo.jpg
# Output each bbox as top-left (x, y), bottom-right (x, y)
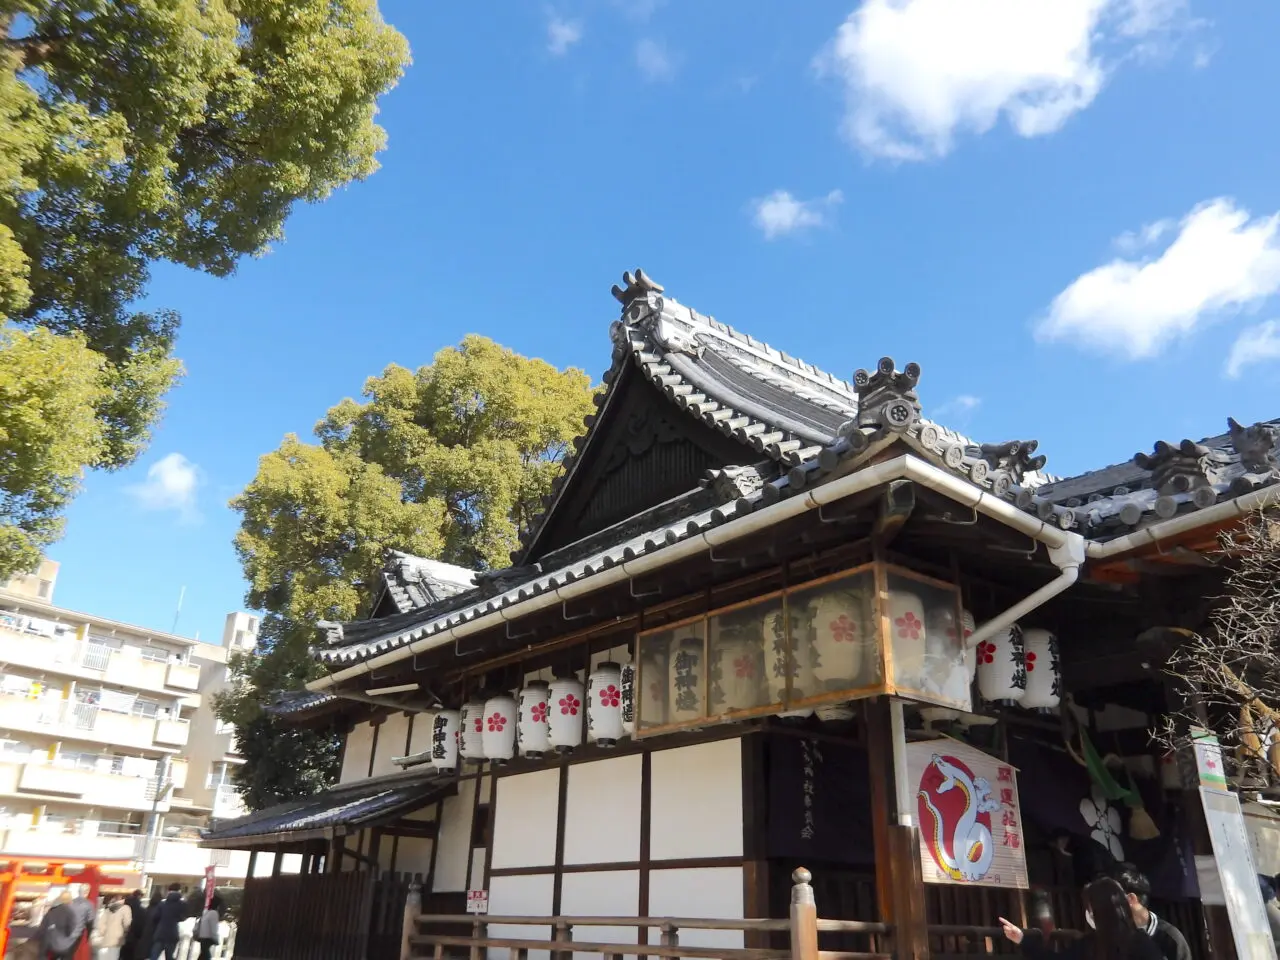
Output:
top-left (559, 694), bottom-right (580, 716)
top-left (895, 612), bottom-right (923, 640)
top-left (598, 684), bottom-right (620, 708)
top-left (473, 715), bottom-right (483, 733)
top-left (487, 713), bottom-right (507, 733)
top-left (829, 615), bottom-right (858, 643)
top-left (734, 656), bottom-right (756, 678)
top-left (1026, 651), bottom-right (1037, 672)
top-left (530, 701), bottom-right (548, 724)
top-left (976, 641), bottom-right (996, 665)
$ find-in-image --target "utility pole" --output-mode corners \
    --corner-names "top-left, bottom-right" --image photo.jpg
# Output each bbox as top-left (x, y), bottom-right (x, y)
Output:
top-left (139, 754), bottom-right (174, 892)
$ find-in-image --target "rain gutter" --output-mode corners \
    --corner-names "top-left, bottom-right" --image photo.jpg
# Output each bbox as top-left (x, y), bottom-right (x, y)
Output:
top-left (310, 453), bottom-right (1087, 694)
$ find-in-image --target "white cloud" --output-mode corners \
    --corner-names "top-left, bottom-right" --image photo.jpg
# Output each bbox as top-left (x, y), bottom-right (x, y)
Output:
top-left (933, 395), bottom-right (982, 419)
top-left (635, 38), bottom-right (676, 82)
top-left (1225, 321), bottom-right (1280, 380)
top-left (546, 16), bottom-right (583, 56)
top-left (818, 0), bottom-right (1192, 160)
top-left (1113, 218), bottom-right (1173, 254)
top-left (127, 453), bottom-right (201, 521)
top-left (752, 189), bottom-right (844, 240)
top-left (1038, 198), bottom-right (1280, 359)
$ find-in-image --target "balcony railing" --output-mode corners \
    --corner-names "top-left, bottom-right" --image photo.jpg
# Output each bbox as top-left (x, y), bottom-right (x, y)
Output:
top-left (0, 690), bottom-right (189, 750)
top-left (0, 623), bottom-right (201, 696)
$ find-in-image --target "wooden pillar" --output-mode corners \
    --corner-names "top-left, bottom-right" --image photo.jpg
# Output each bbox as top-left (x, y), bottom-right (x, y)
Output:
top-left (864, 697), bottom-right (929, 960)
top-left (246, 850), bottom-right (258, 880)
top-left (329, 835), bottom-right (344, 874)
top-left (789, 868), bottom-right (818, 960)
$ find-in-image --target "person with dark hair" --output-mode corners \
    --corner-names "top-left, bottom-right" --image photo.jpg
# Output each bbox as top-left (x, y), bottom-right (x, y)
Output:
top-left (1000, 878), bottom-right (1165, 960)
top-left (147, 885), bottom-right (186, 960)
top-left (121, 892), bottom-right (144, 960)
top-left (1111, 863), bottom-right (1192, 960)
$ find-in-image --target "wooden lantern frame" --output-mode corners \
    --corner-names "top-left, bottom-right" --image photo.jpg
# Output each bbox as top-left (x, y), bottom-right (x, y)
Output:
top-left (633, 560), bottom-right (968, 738)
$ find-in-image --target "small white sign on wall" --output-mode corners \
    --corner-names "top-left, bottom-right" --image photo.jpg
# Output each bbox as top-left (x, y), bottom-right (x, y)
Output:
top-left (466, 889), bottom-right (489, 915)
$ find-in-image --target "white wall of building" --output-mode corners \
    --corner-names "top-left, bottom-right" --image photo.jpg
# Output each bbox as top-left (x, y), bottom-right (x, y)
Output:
top-left (433, 776), bottom-right (476, 893)
top-left (650, 738), bottom-right (742, 861)
top-left (340, 722), bottom-right (376, 784)
top-left (371, 713), bottom-right (412, 778)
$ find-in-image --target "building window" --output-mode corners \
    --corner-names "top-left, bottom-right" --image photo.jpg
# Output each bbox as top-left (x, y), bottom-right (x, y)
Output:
top-left (214, 718), bottom-right (235, 737)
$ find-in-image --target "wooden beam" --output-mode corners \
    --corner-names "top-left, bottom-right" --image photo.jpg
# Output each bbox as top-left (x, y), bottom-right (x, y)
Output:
top-left (872, 480), bottom-right (915, 548)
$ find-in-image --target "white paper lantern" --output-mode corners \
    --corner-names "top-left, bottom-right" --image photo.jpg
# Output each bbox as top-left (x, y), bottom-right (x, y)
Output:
top-left (668, 632), bottom-right (704, 723)
top-left (888, 590), bottom-right (928, 686)
top-left (711, 618), bottom-right (764, 712)
top-left (770, 606), bottom-right (814, 703)
top-left (459, 699), bottom-right (487, 760)
top-left (816, 702), bottom-right (855, 723)
top-left (638, 646), bottom-right (668, 728)
top-left (1021, 628), bottom-right (1061, 711)
top-left (809, 587), bottom-right (872, 690)
top-left (517, 682), bottom-right (551, 758)
top-left (430, 710), bottom-right (460, 773)
top-left (976, 624), bottom-right (1027, 704)
top-left (548, 676), bottom-right (584, 754)
top-left (619, 662), bottom-right (637, 736)
top-left (587, 662), bottom-right (625, 746)
top-left (482, 694), bottom-right (517, 762)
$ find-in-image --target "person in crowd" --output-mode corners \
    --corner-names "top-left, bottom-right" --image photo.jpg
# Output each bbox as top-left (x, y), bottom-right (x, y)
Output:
top-left (39, 892), bottom-right (86, 960)
top-left (1259, 874), bottom-right (1280, 946)
top-left (68, 888), bottom-right (95, 945)
top-left (135, 892), bottom-right (162, 960)
top-left (121, 891), bottom-right (145, 960)
top-left (94, 894), bottom-right (132, 960)
top-left (194, 890), bottom-right (225, 960)
top-left (1111, 863), bottom-right (1193, 960)
top-left (999, 878), bottom-right (1164, 960)
top-left (148, 885), bottom-right (186, 960)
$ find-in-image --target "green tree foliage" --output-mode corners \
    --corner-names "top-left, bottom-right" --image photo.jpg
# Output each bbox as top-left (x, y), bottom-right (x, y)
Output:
top-left (0, 325), bottom-right (110, 579)
top-left (0, 0), bottom-right (410, 574)
top-left (219, 336), bottom-right (597, 809)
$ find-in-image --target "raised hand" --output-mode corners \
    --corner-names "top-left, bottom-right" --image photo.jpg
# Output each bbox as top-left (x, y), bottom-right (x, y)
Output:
top-left (997, 918), bottom-right (1024, 944)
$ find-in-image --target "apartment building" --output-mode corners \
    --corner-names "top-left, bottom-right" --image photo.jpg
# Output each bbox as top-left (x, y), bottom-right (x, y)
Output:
top-left (0, 561), bottom-right (295, 888)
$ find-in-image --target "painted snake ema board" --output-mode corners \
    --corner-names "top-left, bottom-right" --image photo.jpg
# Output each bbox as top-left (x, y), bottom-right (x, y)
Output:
top-left (905, 739), bottom-right (1029, 889)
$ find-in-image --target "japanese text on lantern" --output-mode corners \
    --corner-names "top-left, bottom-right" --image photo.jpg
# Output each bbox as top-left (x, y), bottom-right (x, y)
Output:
top-left (673, 651), bottom-right (698, 713)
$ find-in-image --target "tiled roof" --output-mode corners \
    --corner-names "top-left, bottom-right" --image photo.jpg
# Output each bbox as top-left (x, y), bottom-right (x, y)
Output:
top-left (376, 551), bottom-right (476, 615)
top-left (201, 771), bottom-right (450, 847)
top-left (514, 270), bottom-right (857, 565)
top-left (264, 690), bottom-right (337, 717)
top-left (308, 271), bottom-right (1280, 670)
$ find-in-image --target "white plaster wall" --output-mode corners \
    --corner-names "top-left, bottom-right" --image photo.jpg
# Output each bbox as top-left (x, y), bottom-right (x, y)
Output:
top-left (246, 852), bottom-right (303, 877)
top-left (396, 837), bottom-right (434, 876)
top-left (340, 722), bottom-right (376, 783)
top-left (488, 873), bottom-right (555, 960)
top-left (649, 739), bottom-right (743, 861)
top-left (408, 712), bottom-right (434, 757)
top-left (491, 768), bottom-right (560, 870)
top-left (646, 867), bottom-right (744, 950)
top-left (564, 755), bottom-right (641, 865)
top-left (433, 778), bottom-right (476, 892)
top-left (560, 870), bottom-right (639, 960)
top-left (371, 713), bottom-right (412, 778)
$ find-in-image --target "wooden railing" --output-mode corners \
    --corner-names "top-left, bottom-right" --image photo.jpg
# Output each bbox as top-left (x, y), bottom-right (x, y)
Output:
top-left (403, 869), bottom-right (893, 960)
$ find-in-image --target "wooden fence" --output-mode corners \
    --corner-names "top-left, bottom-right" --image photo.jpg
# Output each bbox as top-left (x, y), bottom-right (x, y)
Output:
top-left (235, 870), bottom-right (418, 960)
top-left (409, 869), bottom-right (894, 960)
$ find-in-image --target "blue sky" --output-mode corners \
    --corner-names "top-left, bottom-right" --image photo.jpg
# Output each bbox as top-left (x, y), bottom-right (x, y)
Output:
top-left (46, 0), bottom-right (1280, 642)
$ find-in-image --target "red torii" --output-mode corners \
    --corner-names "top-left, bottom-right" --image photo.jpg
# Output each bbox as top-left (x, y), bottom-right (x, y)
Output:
top-left (0, 856), bottom-right (131, 960)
